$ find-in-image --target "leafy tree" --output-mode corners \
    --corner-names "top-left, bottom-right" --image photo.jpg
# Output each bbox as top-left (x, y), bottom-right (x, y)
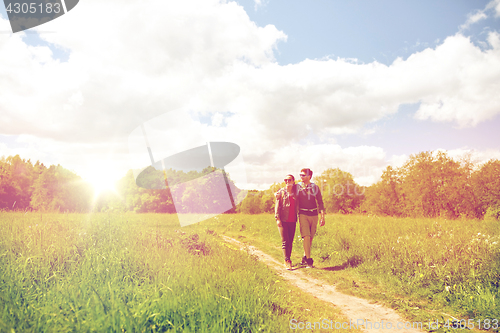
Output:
top-left (363, 151), bottom-right (478, 219)
top-left (110, 169), bottom-right (175, 213)
top-left (259, 192), bottom-right (275, 213)
top-left (399, 151), bottom-right (476, 218)
top-left (360, 166), bottom-right (404, 216)
top-left (0, 155), bottom-right (38, 210)
top-left (0, 158), bottom-right (19, 209)
top-left (472, 159), bottom-right (500, 218)
top-left (258, 183), bottom-right (281, 214)
top-left (237, 190), bottom-right (261, 214)
top-left (30, 164), bottom-right (92, 212)
top-left (315, 168), bottom-right (364, 214)
top-left (234, 182), bottom-right (284, 214)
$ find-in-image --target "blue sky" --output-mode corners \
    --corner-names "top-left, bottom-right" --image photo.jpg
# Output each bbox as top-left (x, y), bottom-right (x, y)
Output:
top-left (1, 0), bottom-right (500, 190)
top-left (238, 0), bottom-right (495, 65)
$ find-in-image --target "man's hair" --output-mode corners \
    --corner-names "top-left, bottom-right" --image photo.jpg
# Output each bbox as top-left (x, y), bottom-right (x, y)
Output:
top-left (285, 174), bottom-right (295, 181)
top-left (301, 168), bottom-right (313, 177)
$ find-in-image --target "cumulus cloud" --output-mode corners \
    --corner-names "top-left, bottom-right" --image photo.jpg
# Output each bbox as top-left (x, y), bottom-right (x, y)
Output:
top-left (409, 33), bottom-right (500, 126)
top-left (0, 0), bottom-right (286, 143)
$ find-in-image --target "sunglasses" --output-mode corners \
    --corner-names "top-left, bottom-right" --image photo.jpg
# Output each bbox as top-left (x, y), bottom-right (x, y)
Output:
top-left (284, 179), bottom-right (294, 182)
top-left (300, 174), bottom-right (307, 177)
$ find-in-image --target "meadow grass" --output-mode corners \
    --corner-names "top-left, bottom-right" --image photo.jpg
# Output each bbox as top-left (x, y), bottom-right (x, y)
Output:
top-left (0, 212), bottom-right (352, 332)
top-left (201, 214), bottom-right (500, 330)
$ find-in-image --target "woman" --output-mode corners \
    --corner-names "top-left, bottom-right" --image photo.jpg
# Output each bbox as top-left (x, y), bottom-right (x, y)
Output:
top-left (274, 174), bottom-right (299, 270)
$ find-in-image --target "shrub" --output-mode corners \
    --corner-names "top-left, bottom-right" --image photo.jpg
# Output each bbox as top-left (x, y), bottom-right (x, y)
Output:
top-left (484, 205), bottom-right (500, 220)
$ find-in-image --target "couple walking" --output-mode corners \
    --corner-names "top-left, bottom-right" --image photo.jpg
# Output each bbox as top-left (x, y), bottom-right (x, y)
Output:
top-left (274, 168), bottom-right (325, 270)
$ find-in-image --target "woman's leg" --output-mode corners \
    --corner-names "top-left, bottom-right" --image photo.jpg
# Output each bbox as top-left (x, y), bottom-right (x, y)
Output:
top-left (284, 222), bottom-right (296, 260)
top-left (277, 225), bottom-right (288, 260)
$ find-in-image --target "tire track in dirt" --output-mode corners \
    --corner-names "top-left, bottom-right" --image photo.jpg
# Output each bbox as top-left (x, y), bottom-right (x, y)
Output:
top-left (221, 235), bottom-right (425, 333)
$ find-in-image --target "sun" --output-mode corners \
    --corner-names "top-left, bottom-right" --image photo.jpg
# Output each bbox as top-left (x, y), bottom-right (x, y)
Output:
top-left (84, 166), bottom-right (119, 197)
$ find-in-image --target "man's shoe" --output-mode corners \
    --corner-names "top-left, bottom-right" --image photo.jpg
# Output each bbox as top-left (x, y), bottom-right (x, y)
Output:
top-left (285, 260), bottom-right (293, 270)
top-left (306, 258), bottom-right (314, 268)
top-left (301, 256), bottom-right (308, 265)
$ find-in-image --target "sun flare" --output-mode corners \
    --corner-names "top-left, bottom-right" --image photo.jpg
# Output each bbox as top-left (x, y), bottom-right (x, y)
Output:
top-left (84, 166), bottom-right (119, 197)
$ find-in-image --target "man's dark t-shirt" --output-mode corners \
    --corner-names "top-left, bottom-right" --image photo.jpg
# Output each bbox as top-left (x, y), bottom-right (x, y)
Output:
top-left (297, 182), bottom-right (324, 216)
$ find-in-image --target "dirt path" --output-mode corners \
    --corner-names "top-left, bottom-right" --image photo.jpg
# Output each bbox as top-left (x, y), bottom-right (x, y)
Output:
top-left (221, 235), bottom-right (425, 333)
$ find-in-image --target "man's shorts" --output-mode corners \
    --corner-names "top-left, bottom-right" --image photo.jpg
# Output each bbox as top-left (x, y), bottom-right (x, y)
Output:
top-left (298, 214), bottom-right (318, 239)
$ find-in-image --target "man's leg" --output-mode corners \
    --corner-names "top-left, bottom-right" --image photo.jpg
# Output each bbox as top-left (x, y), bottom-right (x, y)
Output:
top-left (306, 215), bottom-right (318, 267)
top-left (303, 235), bottom-right (311, 258)
top-left (298, 214), bottom-right (310, 264)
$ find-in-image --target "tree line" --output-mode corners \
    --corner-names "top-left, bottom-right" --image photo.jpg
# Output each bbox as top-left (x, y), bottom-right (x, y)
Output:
top-left (361, 151), bottom-right (500, 219)
top-left (0, 155), bottom-right (243, 214)
top-left (1, 152), bottom-right (499, 219)
top-left (0, 155), bottom-right (91, 212)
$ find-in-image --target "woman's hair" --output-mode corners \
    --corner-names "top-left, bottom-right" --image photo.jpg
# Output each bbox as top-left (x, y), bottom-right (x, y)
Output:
top-left (285, 174), bottom-right (295, 181)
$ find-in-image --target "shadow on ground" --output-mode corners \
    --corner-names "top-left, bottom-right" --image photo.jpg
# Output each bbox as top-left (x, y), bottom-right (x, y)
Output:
top-left (321, 255), bottom-right (364, 271)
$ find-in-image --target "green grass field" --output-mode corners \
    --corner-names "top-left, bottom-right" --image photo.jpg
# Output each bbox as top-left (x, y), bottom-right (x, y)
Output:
top-left (0, 212), bottom-right (350, 332)
top-left (2, 212), bottom-right (499, 332)
top-left (200, 214), bottom-right (500, 331)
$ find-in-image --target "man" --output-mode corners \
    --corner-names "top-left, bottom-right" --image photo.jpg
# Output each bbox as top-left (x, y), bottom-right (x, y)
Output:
top-left (297, 168), bottom-right (325, 268)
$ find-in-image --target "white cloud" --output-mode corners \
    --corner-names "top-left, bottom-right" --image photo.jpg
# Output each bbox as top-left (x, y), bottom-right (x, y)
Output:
top-left (211, 112), bottom-right (224, 127)
top-left (253, 0), bottom-right (269, 10)
top-left (486, 0), bottom-right (500, 17)
top-left (388, 154), bottom-right (409, 169)
top-left (445, 148), bottom-right (500, 168)
top-left (460, 11), bottom-right (488, 30)
top-left (460, 0), bottom-right (500, 30)
top-left (0, 0), bottom-right (286, 143)
top-left (411, 33), bottom-right (500, 127)
top-left (237, 143), bottom-right (388, 189)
